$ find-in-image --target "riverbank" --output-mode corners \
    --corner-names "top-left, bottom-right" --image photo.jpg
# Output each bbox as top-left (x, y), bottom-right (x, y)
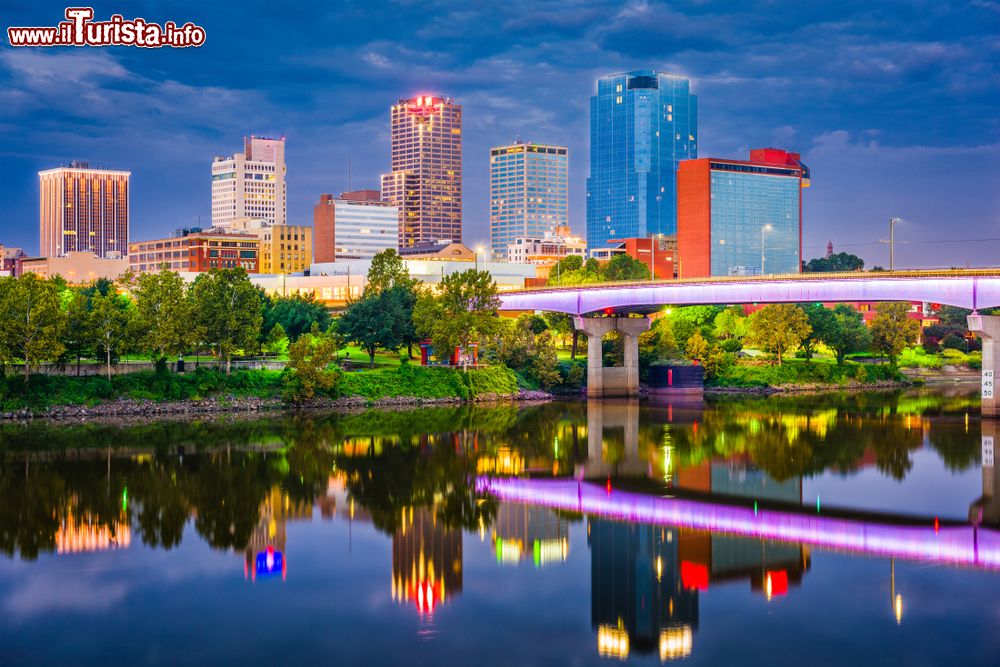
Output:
top-left (0, 366), bottom-right (552, 420)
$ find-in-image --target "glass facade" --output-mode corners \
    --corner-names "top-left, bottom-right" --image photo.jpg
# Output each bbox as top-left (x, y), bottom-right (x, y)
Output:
top-left (587, 70), bottom-right (697, 253)
top-left (489, 142), bottom-right (568, 260)
top-left (709, 165), bottom-right (800, 276)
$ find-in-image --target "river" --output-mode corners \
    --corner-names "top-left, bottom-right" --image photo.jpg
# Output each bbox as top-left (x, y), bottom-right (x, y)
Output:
top-left (0, 388), bottom-right (997, 666)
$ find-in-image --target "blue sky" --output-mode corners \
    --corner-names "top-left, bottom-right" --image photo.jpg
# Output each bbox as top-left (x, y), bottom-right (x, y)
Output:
top-left (0, 0), bottom-right (997, 267)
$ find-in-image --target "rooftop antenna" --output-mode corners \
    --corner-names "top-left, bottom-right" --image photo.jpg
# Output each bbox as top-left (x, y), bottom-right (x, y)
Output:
top-left (347, 154), bottom-right (352, 193)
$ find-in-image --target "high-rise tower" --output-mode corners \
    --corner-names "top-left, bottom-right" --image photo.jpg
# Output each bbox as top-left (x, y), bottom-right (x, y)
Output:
top-left (38, 161), bottom-right (130, 258)
top-left (381, 96), bottom-right (462, 250)
top-left (211, 136), bottom-right (287, 228)
top-left (586, 70), bottom-right (697, 253)
top-left (489, 140), bottom-right (568, 261)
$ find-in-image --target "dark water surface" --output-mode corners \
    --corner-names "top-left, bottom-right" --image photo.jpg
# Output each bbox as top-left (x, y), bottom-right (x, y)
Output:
top-left (1, 389), bottom-right (998, 666)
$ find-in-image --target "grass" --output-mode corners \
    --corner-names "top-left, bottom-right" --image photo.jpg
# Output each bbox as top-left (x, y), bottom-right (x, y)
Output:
top-left (339, 364), bottom-right (518, 401)
top-left (709, 359), bottom-right (906, 389)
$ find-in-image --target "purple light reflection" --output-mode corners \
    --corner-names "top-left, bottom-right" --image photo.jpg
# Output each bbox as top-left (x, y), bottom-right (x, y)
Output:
top-left (476, 478), bottom-right (1000, 570)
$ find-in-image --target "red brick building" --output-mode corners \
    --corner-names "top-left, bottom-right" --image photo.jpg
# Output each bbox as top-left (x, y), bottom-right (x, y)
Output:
top-left (128, 228), bottom-right (259, 274)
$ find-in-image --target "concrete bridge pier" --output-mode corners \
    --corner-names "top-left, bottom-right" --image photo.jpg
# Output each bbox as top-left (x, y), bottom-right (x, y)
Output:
top-left (967, 314), bottom-right (1000, 417)
top-left (573, 316), bottom-right (651, 397)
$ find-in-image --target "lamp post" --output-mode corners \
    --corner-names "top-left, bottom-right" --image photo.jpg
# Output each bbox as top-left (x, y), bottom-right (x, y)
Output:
top-left (760, 224), bottom-right (773, 276)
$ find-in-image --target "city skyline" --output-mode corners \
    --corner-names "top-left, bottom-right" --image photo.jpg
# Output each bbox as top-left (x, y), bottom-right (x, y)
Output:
top-left (0, 1), bottom-right (997, 268)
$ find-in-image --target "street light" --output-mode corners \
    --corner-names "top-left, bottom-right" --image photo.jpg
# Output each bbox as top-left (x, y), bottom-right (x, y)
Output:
top-left (475, 245), bottom-right (484, 271)
top-left (889, 217), bottom-right (901, 272)
top-left (760, 224), bottom-right (773, 276)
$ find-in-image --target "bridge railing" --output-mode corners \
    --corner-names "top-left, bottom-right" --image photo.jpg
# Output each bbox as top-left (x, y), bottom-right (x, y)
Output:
top-left (506, 268), bottom-right (1000, 295)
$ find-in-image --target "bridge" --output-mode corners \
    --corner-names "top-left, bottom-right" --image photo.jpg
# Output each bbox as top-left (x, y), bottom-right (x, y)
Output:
top-left (497, 270), bottom-right (1000, 411)
top-left (476, 477), bottom-right (1000, 572)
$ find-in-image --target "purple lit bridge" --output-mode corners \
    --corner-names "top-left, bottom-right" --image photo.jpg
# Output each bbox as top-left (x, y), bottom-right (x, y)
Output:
top-left (498, 271), bottom-right (1000, 406)
top-left (476, 477), bottom-right (1000, 571)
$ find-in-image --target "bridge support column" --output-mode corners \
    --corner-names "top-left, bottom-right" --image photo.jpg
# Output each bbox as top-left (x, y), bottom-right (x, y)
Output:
top-left (968, 314), bottom-right (1000, 418)
top-left (574, 316), bottom-right (650, 397)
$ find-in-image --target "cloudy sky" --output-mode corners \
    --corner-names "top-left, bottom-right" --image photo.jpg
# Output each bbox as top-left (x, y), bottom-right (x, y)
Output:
top-left (0, 0), bottom-right (997, 267)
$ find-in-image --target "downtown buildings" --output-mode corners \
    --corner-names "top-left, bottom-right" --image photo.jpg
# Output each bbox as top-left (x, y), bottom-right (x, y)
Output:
top-left (38, 161), bottom-right (130, 259)
top-left (677, 148), bottom-right (809, 278)
top-left (489, 140), bottom-right (569, 261)
top-left (313, 190), bottom-right (399, 262)
top-left (128, 227), bottom-right (260, 274)
top-left (586, 70), bottom-right (697, 254)
top-left (381, 95), bottom-right (463, 250)
top-left (211, 136), bottom-right (287, 229)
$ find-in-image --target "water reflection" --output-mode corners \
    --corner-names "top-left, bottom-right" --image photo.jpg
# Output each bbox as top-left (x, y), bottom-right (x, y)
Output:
top-left (0, 388), bottom-right (996, 664)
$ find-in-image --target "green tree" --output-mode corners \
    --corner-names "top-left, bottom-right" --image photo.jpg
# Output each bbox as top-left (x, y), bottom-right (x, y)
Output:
top-left (264, 323), bottom-right (289, 356)
top-left (283, 332), bottom-right (340, 403)
top-left (746, 304), bottom-right (811, 365)
top-left (602, 254), bottom-right (650, 282)
top-left (825, 305), bottom-right (872, 365)
top-left (546, 255), bottom-right (584, 286)
top-left (363, 249), bottom-right (416, 296)
top-left (190, 269), bottom-right (263, 373)
top-left (713, 306), bottom-right (747, 340)
top-left (262, 293), bottom-right (331, 341)
top-left (88, 291), bottom-right (136, 381)
top-left (799, 303), bottom-right (837, 360)
top-left (0, 274), bottom-right (67, 379)
top-left (413, 269), bottom-right (500, 363)
top-left (337, 291), bottom-right (403, 367)
top-left (132, 269), bottom-right (195, 363)
top-left (685, 329), bottom-right (710, 361)
top-left (61, 289), bottom-right (91, 375)
top-left (803, 252), bottom-right (865, 272)
top-left (870, 302), bottom-right (920, 367)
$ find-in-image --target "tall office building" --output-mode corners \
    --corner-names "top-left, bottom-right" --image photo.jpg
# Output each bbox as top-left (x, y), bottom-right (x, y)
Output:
top-left (313, 190), bottom-right (399, 262)
top-left (212, 136), bottom-right (287, 229)
top-left (489, 140), bottom-right (568, 260)
top-left (586, 70), bottom-right (697, 253)
top-left (38, 161), bottom-right (130, 259)
top-left (677, 148), bottom-right (809, 278)
top-left (381, 95), bottom-right (462, 250)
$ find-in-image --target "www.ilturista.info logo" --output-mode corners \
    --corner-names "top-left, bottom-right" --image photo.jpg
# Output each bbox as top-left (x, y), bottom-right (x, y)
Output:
top-left (7, 7), bottom-right (206, 48)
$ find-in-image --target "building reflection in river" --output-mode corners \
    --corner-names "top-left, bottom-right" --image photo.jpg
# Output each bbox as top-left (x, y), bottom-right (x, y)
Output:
top-left (243, 486), bottom-right (312, 581)
top-left (490, 503), bottom-right (570, 566)
top-left (391, 506), bottom-right (463, 615)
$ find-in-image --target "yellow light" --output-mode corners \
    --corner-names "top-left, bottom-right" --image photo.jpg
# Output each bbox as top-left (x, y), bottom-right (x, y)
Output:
top-left (895, 594), bottom-right (903, 624)
top-left (765, 573), bottom-right (773, 601)
top-left (659, 626), bottom-right (693, 661)
top-left (656, 555), bottom-right (663, 582)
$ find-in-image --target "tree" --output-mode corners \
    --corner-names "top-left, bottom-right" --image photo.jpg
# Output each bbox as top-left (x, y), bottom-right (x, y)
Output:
top-left (337, 291), bottom-right (403, 367)
top-left (264, 323), bottom-right (289, 356)
top-left (746, 304), bottom-right (811, 365)
top-left (713, 306), bottom-right (747, 341)
top-left (132, 269), bottom-right (195, 363)
top-left (283, 333), bottom-right (340, 403)
top-left (799, 303), bottom-right (837, 360)
top-left (190, 269), bottom-right (263, 373)
top-left (824, 305), bottom-right (872, 365)
top-left (89, 291), bottom-right (136, 380)
top-left (803, 252), bottom-right (865, 272)
top-left (0, 274), bottom-right (67, 379)
top-left (61, 289), bottom-right (91, 375)
top-left (870, 302), bottom-right (920, 367)
top-left (262, 293), bottom-right (331, 342)
top-left (603, 254), bottom-right (650, 282)
top-left (546, 255), bottom-right (584, 286)
top-left (364, 249), bottom-right (416, 296)
top-left (685, 329), bottom-right (709, 361)
top-left (413, 269), bottom-right (500, 363)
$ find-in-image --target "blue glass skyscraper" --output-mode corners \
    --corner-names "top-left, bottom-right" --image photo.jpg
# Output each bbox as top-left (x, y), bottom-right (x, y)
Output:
top-left (587, 70), bottom-right (697, 253)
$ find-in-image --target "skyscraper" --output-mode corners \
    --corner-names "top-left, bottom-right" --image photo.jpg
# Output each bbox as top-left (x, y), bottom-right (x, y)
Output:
top-left (676, 148), bottom-right (809, 278)
top-left (381, 95), bottom-right (462, 250)
top-left (586, 70), bottom-right (697, 253)
top-left (489, 140), bottom-right (568, 260)
top-left (211, 136), bottom-right (286, 228)
top-left (38, 161), bottom-right (130, 259)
